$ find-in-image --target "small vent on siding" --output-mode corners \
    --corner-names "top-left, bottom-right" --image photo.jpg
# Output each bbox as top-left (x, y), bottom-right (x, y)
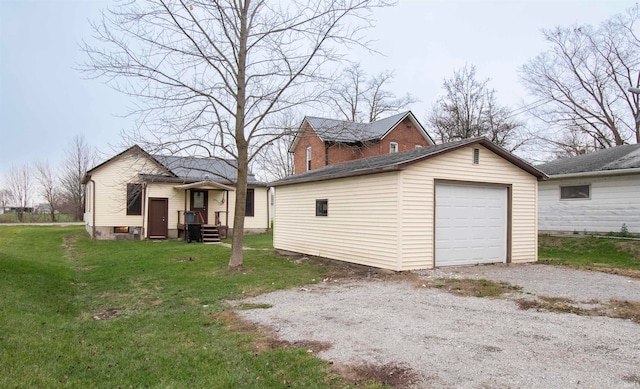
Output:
top-left (473, 148), bottom-right (480, 164)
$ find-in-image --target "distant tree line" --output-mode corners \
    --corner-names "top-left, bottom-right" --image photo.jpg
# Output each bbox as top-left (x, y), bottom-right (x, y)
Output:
top-left (1, 136), bottom-right (95, 222)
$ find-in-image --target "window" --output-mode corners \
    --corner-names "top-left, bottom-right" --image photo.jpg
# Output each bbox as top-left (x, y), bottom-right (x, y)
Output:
top-left (127, 183), bottom-right (142, 215)
top-left (315, 199), bottom-right (328, 216)
top-left (473, 148), bottom-right (480, 164)
top-left (113, 226), bottom-right (130, 233)
top-left (560, 185), bottom-right (590, 200)
top-left (306, 147), bottom-right (312, 171)
top-left (390, 142), bottom-right (398, 153)
top-left (245, 188), bottom-right (255, 216)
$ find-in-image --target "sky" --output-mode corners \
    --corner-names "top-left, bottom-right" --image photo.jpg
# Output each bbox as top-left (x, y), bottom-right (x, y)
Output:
top-left (0, 0), bottom-right (637, 185)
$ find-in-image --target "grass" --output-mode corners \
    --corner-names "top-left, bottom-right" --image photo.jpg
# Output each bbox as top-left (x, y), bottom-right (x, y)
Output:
top-left (0, 226), bottom-right (387, 388)
top-left (224, 231), bottom-right (274, 249)
top-left (421, 278), bottom-right (522, 298)
top-left (539, 234), bottom-right (640, 276)
top-left (0, 212), bottom-right (75, 223)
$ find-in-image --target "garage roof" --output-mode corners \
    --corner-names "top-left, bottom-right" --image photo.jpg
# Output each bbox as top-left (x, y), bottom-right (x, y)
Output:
top-left (271, 137), bottom-right (546, 186)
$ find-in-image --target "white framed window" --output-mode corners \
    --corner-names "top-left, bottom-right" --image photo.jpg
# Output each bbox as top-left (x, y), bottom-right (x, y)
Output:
top-left (560, 185), bottom-right (590, 200)
top-left (306, 147), bottom-right (312, 171)
top-left (390, 142), bottom-right (398, 153)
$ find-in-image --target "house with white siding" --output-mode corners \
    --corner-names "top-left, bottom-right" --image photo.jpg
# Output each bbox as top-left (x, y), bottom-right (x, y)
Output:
top-left (82, 145), bottom-right (269, 241)
top-left (537, 144), bottom-right (640, 234)
top-left (270, 137), bottom-right (547, 271)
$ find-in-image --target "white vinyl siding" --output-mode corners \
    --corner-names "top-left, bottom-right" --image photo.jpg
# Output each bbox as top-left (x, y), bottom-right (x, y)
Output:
top-left (90, 152), bottom-right (165, 230)
top-left (145, 183), bottom-right (183, 234)
top-left (274, 145), bottom-right (539, 271)
top-left (539, 174), bottom-right (640, 233)
top-left (274, 172), bottom-right (400, 270)
top-left (398, 146), bottom-right (537, 269)
top-left (221, 186), bottom-right (269, 229)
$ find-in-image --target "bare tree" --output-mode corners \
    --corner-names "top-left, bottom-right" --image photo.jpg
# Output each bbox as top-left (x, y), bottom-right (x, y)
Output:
top-left (4, 165), bottom-right (32, 222)
top-left (83, 0), bottom-right (391, 269)
top-left (427, 64), bottom-right (525, 151)
top-left (35, 161), bottom-right (60, 222)
top-left (330, 63), bottom-right (416, 122)
top-left (251, 115), bottom-right (297, 182)
top-left (0, 189), bottom-right (10, 213)
top-left (60, 136), bottom-right (94, 221)
top-left (520, 5), bottom-right (640, 155)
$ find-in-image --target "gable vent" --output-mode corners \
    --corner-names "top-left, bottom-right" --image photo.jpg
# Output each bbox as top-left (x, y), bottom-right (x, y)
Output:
top-left (473, 148), bottom-right (480, 164)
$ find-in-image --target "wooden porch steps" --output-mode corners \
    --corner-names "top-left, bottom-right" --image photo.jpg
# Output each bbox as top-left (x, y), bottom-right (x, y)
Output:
top-left (201, 225), bottom-right (221, 243)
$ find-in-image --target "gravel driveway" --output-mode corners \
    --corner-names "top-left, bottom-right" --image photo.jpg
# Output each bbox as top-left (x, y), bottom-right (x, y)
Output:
top-left (237, 264), bottom-right (640, 388)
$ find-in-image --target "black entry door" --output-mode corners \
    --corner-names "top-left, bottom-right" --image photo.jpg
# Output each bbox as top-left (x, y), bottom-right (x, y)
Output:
top-left (190, 190), bottom-right (208, 224)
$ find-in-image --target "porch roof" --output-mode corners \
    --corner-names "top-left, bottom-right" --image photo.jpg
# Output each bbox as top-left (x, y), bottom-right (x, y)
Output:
top-left (173, 181), bottom-right (236, 191)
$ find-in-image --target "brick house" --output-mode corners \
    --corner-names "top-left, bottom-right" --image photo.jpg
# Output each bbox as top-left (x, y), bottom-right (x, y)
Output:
top-left (289, 111), bottom-right (435, 174)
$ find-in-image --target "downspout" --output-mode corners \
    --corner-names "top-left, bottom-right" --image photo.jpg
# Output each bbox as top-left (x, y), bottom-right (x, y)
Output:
top-left (140, 183), bottom-right (147, 240)
top-left (89, 178), bottom-right (96, 239)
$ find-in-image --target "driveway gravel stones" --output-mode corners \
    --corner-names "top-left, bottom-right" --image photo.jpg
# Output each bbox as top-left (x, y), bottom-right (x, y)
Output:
top-left (237, 264), bottom-right (640, 388)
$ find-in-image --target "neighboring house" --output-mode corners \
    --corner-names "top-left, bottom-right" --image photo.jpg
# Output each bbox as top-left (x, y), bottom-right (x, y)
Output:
top-left (82, 145), bottom-right (269, 241)
top-left (271, 137), bottom-right (546, 271)
top-left (289, 111), bottom-right (435, 174)
top-left (537, 144), bottom-right (640, 234)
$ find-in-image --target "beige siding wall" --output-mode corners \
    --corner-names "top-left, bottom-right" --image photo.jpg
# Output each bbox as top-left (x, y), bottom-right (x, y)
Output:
top-left (274, 172), bottom-right (401, 270)
top-left (400, 145), bottom-right (538, 269)
top-left (90, 152), bottom-right (165, 234)
top-left (145, 182), bottom-right (184, 235)
top-left (274, 145), bottom-right (538, 271)
top-left (203, 187), bottom-right (269, 230)
top-left (230, 187), bottom-right (269, 230)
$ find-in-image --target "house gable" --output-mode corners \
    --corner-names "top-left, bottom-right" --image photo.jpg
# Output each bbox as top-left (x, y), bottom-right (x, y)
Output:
top-left (289, 111), bottom-right (435, 174)
top-left (83, 145), bottom-right (173, 184)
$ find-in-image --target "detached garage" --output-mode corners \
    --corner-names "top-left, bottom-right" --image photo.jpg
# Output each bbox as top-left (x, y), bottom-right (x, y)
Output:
top-left (271, 138), bottom-right (547, 271)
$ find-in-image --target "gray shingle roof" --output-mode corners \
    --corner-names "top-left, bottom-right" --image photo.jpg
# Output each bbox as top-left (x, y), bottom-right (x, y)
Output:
top-left (304, 111), bottom-right (433, 144)
top-left (153, 155), bottom-right (264, 185)
top-left (83, 145), bottom-right (265, 186)
top-left (271, 137), bottom-right (545, 186)
top-left (306, 111), bottom-right (402, 142)
top-left (537, 144), bottom-right (640, 176)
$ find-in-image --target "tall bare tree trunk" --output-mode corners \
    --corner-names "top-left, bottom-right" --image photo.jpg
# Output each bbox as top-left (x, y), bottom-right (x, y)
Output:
top-left (228, 0), bottom-right (249, 269)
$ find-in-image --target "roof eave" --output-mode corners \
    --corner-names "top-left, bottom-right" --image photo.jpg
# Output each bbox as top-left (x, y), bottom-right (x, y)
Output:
top-left (270, 165), bottom-right (402, 187)
top-left (544, 167), bottom-right (640, 180)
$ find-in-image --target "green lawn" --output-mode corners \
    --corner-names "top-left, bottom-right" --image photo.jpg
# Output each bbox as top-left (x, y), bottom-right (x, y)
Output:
top-left (539, 234), bottom-right (640, 273)
top-left (0, 213), bottom-right (75, 223)
top-left (0, 226), bottom-right (382, 388)
top-left (224, 231), bottom-right (274, 249)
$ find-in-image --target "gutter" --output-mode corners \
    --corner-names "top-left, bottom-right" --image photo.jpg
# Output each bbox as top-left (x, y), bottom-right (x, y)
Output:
top-left (545, 167), bottom-right (640, 180)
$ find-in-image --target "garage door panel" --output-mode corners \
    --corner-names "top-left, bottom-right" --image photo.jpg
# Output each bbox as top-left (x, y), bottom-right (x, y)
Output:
top-left (435, 184), bottom-right (507, 267)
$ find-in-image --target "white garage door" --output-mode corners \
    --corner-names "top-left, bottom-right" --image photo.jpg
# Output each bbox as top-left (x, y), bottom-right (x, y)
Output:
top-left (435, 183), bottom-right (507, 267)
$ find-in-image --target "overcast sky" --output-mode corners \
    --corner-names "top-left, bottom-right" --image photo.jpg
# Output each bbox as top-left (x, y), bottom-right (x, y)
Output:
top-left (0, 0), bottom-right (636, 183)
